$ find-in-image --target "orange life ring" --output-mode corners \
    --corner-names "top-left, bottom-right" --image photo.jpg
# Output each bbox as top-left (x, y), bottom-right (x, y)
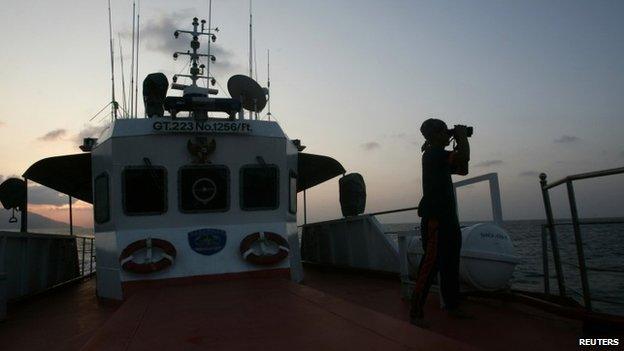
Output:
top-left (240, 232), bottom-right (290, 265)
top-left (119, 238), bottom-right (177, 274)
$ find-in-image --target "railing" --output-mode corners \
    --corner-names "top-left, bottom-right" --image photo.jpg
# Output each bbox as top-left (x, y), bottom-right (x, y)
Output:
top-left (76, 235), bottom-right (96, 276)
top-left (0, 232), bottom-right (96, 321)
top-left (539, 166), bottom-right (624, 311)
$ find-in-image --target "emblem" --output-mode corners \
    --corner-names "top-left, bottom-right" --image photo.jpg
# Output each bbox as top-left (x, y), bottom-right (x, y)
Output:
top-left (187, 137), bottom-right (216, 164)
top-left (187, 228), bottom-right (227, 255)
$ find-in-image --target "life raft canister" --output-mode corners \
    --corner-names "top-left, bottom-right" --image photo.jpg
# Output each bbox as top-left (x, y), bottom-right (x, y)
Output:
top-left (119, 238), bottom-right (177, 274)
top-left (239, 232), bottom-right (290, 265)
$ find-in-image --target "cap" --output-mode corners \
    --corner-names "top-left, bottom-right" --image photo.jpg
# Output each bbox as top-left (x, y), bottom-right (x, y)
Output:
top-left (420, 118), bottom-right (448, 140)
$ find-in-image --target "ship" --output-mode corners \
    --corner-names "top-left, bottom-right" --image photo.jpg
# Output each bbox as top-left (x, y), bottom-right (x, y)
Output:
top-left (1, 11), bottom-right (623, 351)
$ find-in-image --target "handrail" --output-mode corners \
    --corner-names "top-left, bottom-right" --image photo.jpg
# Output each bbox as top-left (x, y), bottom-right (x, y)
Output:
top-left (366, 206), bottom-right (418, 217)
top-left (298, 206), bottom-right (418, 228)
top-left (550, 220), bottom-right (624, 226)
top-left (541, 166), bottom-right (624, 190)
top-left (539, 165), bottom-right (624, 311)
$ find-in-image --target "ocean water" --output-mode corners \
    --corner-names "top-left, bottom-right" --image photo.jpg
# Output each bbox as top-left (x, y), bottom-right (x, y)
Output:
top-left (383, 219), bottom-right (624, 316)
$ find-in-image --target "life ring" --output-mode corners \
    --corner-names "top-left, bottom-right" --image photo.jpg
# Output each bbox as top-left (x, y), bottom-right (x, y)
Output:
top-left (240, 232), bottom-right (290, 265)
top-left (119, 238), bottom-right (177, 274)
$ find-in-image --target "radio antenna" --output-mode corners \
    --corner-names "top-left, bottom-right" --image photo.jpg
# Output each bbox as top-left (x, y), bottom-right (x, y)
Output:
top-left (130, 1), bottom-right (136, 118)
top-left (266, 49), bottom-right (271, 121)
top-left (107, 0), bottom-right (118, 120)
top-left (206, 0), bottom-right (213, 87)
top-left (248, 0), bottom-right (253, 79)
top-left (119, 37), bottom-right (127, 118)
top-left (134, 0), bottom-right (141, 118)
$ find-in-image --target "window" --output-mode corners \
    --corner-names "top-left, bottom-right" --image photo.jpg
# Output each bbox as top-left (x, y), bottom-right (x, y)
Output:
top-left (240, 165), bottom-right (279, 210)
top-left (179, 166), bottom-right (229, 212)
top-left (94, 173), bottom-right (110, 223)
top-left (123, 167), bottom-right (167, 215)
top-left (289, 171), bottom-right (297, 214)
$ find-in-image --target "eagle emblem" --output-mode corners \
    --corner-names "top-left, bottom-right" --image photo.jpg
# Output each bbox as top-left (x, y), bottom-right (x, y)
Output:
top-left (187, 137), bottom-right (216, 164)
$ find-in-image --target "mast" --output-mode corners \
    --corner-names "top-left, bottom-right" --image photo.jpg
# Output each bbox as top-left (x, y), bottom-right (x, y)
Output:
top-left (130, 1), bottom-right (135, 118)
top-left (249, 0), bottom-right (253, 79)
top-left (135, 1), bottom-right (141, 118)
top-left (107, 0), bottom-right (117, 120)
top-left (267, 49), bottom-right (271, 121)
top-left (248, 0), bottom-right (253, 119)
top-left (119, 38), bottom-right (127, 118)
top-left (207, 0), bottom-right (212, 87)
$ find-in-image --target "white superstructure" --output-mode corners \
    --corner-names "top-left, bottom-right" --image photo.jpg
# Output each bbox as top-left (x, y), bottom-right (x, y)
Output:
top-left (91, 17), bottom-right (302, 300)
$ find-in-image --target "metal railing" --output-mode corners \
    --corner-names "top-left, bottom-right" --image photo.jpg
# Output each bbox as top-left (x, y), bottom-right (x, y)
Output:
top-left (76, 235), bottom-right (96, 276)
top-left (539, 166), bottom-right (624, 311)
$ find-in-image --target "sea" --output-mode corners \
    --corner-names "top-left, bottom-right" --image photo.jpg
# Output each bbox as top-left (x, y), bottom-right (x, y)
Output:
top-left (383, 219), bottom-right (624, 316)
top-left (22, 220), bottom-right (624, 316)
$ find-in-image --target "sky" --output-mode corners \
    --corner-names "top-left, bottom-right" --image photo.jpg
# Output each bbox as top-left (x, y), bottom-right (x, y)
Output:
top-left (0, 0), bottom-right (623, 227)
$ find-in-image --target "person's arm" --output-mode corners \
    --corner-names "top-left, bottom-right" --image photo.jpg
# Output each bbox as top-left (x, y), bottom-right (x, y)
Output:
top-left (450, 126), bottom-right (470, 175)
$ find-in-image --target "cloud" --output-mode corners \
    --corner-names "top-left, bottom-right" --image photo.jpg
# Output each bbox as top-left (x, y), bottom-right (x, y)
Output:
top-left (73, 124), bottom-right (108, 145)
top-left (519, 170), bottom-right (540, 177)
top-left (554, 135), bottom-right (580, 143)
top-left (0, 120), bottom-right (5, 127)
top-left (475, 160), bottom-right (504, 168)
top-left (38, 129), bottom-right (67, 141)
top-left (361, 141), bottom-right (381, 151)
top-left (620, 151), bottom-right (624, 158)
top-left (27, 185), bottom-right (75, 206)
top-left (123, 9), bottom-right (238, 72)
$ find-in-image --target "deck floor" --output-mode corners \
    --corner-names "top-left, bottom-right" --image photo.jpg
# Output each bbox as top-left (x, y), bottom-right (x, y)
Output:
top-left (0, 267), bottom-right (585, 350)
top-left (302, 267), bottom-right (583, 350)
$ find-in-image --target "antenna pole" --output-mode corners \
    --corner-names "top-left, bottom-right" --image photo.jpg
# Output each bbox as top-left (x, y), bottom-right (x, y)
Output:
top-left (249, 0), bottom-right (253, 79)
top-left (107, 0), bottom-right (117, 120)
top-left (119, 38), bottom-right (127, 118)
top-left (207, 0), bottom-right (212, 85)
top-left (135, 1), bottom-right (141, 118)
top-left (267, 49), bottom-right (271, 121)
top-left (248, 0), bottom-right (253, 119)
top-left (130, 1), bottom-right (136, 118)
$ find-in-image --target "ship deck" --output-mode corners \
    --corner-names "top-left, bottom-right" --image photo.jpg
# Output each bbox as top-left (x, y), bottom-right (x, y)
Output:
top-left (0, 266), bottom-right (584, 350)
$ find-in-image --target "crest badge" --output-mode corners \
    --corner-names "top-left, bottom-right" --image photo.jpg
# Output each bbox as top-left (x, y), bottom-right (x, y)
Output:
top-left (187, 228), bottom-right (227, 255)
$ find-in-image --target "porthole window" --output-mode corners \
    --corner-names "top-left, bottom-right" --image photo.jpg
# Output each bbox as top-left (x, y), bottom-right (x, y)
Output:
top-left (122, 167), bottom-right (167, 215)
top-left (240, 165), bottom-right (279, 210)
top-left (94, 173), bottom-right (110, 223)
top-left (179, 166), bottom-right (229, 212)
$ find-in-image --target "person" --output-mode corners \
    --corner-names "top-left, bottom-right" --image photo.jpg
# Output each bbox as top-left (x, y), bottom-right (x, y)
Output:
top-left (410, 118), bottom-right (471, 327)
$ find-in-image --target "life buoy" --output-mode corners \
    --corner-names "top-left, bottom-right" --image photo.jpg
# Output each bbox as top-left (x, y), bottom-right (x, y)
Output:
top-left (240, 232), bottom-right (290, 265)
top-left (119, 238), bottom-right (177, 274)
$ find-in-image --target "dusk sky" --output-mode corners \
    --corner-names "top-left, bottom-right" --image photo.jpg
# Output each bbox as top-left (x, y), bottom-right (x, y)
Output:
top-left (1, 0), bottom-right (623, 227)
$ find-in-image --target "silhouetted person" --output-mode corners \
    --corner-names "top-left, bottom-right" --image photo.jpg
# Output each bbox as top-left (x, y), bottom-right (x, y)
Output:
top-left (410, 118), bottom-right (471, 327)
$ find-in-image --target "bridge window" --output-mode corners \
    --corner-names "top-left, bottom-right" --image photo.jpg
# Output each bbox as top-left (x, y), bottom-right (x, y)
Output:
top-left (94, 173), bottom-right (110, 223)
top-left (240, 165), bottom-right (279, 210)
top-left (122, 167), bottom-right (167, 215)
top-left (179, 166), bottom-right (229, 212)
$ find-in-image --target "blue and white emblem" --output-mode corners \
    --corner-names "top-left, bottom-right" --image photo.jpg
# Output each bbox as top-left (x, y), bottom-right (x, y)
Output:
top-left (187, 229), bottom-right (227, 255)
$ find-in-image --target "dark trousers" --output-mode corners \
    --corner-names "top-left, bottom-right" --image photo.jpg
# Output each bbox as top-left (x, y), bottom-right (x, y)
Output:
top-left (411, 217), bottom-right (462, 313)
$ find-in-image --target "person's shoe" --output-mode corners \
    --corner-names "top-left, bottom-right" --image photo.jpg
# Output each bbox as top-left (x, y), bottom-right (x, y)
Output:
top-left (410, 314), bottom-right (430, 328)
top-left (447, 308), bottom-right (475, 320)
top-left (409, 304), bottom-right (429, 328)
